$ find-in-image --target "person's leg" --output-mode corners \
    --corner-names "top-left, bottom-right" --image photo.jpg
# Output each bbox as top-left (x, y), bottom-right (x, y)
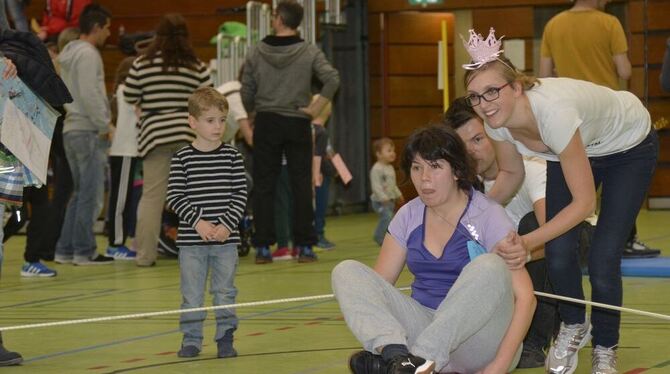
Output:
top-left (71, 133), bottom-right (106, 263)
top-left (587, 131), bottom-right (658, 348)
top-left (372, 201), bottom-right (394, 246)
top-left (411, 254), bottom-right (517, 373)
top-left (0, 204), bottom-right (5, 276)
top-left (136, 143), bottom-right (183, 266)
top-left (251, 112), bottom-right (284, 250)
top-left (283, 116), bottom-right (317, 249)
top-left (209, 243), bottom-right (239, 357)
top-left (272, 164), bottom-right (294, 260)
top-left (0, 331), bottom-right (22, 366)
top-left (178, 246), bottom-right (209, 353)
top-left (21, 186), bottom-right (57, 277)
top-left (331, 260), bottom-right (433, 353)
top-left (5, 0), bottom-right (28, 32)
top-left (107, 156), bottom-right (135, 248)
top-left (0, 0), bottom-right (9, 30)
top-left (315, 176), bottom-right (335, 248)
top-left (45, 119), bottom-right (73, 257)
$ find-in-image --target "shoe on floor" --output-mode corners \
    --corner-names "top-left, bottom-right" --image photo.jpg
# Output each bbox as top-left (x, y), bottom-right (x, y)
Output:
top-left (73, 254), bottom-right (115, 266)
top-left (623, 239), bottom-right (661, 258)
top-left (217, 333), bottom-right (237, 358)
top-left (106, 245), bottom-right (137, 260)
top-left (349, 350), bottom-right (386, 373)
top-left (387, 353), bottom-right (434, 374)
top-left (297, 246), bottom-right (318, 263)
top-left (0, 346), bottom-right (22, 366)
top-left (516, 344), bottom-right (546, 368)
top-left (20, 262), bottom-right (57, 277)
top-left (271, 246), bottom-right (293, 261)
top-left (592, 345), bottom-right (618, 374)
top-left (177, 345), bottom-right (200, 358)
top-left (255, 246), bottom-right (272, 264)
top-left (54, 256), bottom-right (73, 264)
top-left (315, 236), bottom-right (335, 250)
top-left (546, 319), bottom-right (592, 374)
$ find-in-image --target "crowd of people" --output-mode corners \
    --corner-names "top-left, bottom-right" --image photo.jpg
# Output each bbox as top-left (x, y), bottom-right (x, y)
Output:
top-left (0, 0), bottom-right (667, 373)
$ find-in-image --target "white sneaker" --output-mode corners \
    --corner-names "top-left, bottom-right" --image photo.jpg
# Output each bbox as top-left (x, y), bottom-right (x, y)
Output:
top-left (546, 319), bottom-right (592, 374)
top-left (592, 345), bottom-right (618, 374)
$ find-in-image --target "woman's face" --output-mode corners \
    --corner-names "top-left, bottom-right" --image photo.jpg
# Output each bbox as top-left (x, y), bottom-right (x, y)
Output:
top-left (466, 67), bottom-right (517, 129)
top-left (410, 155), bottom-right (459, 208)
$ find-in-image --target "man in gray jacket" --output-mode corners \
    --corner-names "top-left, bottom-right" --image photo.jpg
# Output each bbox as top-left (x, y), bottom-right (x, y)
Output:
top-left (241, 0), bottom-right (339, 264)
top-left (54, 4), bottom-right (114, 265)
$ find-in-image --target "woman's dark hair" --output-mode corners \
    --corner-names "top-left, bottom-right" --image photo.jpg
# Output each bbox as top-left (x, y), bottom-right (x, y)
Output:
top-left (140, 13), bottom-right (199, 71)
top-left (401, 125), bottom-right (478, 192)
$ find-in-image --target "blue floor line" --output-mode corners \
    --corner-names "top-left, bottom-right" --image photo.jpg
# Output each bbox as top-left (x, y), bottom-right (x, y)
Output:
top-left (23, 298), bottom-right (336, 363)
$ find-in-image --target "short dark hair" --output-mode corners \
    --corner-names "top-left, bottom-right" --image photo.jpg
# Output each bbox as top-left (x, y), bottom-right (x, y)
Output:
top-left (276, 1), bottom-right (303, 30)
top-left (401, 126), bottom-right (478, 192)
top-left (79, 4), bottom-right (111, 35)
top-left (443, 96), bottom-right (480, 130)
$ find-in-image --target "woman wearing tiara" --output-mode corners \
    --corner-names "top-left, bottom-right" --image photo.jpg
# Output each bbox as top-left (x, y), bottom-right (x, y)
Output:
top-left (332, 126), bottom-right (535, 374)
top-left (462, 28), bottom-right (658, 374)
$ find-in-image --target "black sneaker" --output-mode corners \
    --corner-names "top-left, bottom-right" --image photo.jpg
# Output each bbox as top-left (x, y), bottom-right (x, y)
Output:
top-left (387, 354), bottom-right (434, 374)
top-left (177, 345), bottom-right (200, 358)
top-left (73, 254), bottom-right (115, 266)
top-left (349, 350), bottom-right (386, 373)
top-left (0, 346), bottom-right (22, 366)
top-left (516, 344), bottom-right (546, 368)
top-left (623, 239), bottom-right (661, 258)
top-left (297, 246), bottom-right (318, 263)
top-left (255, 246), bottom-right (273, 264)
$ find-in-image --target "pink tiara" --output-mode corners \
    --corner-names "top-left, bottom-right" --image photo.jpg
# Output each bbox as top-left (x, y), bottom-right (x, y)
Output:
top-left (460, 27), bottom-right (504, 70)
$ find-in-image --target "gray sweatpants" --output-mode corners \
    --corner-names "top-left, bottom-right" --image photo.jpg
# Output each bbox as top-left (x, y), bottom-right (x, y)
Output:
top-left (331, 253), bottom-right (521, 373)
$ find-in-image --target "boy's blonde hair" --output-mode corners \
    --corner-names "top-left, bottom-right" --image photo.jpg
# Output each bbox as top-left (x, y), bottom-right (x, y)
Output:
top-left (188, 87), bottom-right (229, 118)
top-left (373, 137), bottom-right (394, 156)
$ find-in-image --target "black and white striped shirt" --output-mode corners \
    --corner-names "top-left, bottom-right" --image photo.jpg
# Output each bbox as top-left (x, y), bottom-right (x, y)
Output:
top-left (166, 144), bottom-right (247, 247)
top-left (124, 55), bottom-right (212, 157)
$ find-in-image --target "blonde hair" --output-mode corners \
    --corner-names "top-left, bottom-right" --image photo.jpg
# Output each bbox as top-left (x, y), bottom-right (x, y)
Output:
top-left (464, 56), bottom-right (539, 91)
top-left (188, 87), bottom-right (229, 118)
top-left (57, 27), bottom-right (81, 52)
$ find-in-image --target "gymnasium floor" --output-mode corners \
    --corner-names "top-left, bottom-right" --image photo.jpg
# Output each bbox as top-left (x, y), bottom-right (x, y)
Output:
top-left (0, 210), bottom-right (668, 373)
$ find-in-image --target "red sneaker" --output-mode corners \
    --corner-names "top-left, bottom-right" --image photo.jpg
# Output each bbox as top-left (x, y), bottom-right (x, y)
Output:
top-left (272, 247), bottom-right (293, 261)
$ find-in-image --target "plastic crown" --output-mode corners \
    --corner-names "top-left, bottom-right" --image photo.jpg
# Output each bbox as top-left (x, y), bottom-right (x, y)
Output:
top-left (461, 27), bottom-right (504, 70)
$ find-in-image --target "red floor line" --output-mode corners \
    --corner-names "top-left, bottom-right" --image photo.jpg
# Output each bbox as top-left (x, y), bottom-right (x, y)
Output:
top-left (155, 351), bottom-right (177, 356)
top-left (246, 332), bottom-right (265, 336)
top-left (624, 368), bottom-right (648, 374)
top-left (87, 366), bottom-right (110, 370)
top-left (121, 358), bottom-right (146, 363)
top-left (276, 326), bottom-right (295, 331)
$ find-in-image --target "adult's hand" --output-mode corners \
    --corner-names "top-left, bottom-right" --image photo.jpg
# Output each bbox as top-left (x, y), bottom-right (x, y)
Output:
top-left (493, 231), bottom-right (528, 270)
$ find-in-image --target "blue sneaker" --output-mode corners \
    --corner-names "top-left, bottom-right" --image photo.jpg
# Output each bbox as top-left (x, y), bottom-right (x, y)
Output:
top-left (20, 262), bottom-right (57, 277)
top-left (255, 246), bottom-right (272, 264)
top-left (106, 246), bottom-right (137, 260)
top-left (297, 246), bottom-right (318, 263)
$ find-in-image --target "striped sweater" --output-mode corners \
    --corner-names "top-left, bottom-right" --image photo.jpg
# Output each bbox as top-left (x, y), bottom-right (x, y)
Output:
top-left (123, 55), bottom-right (212, 156)
top-left (166, 144), bottom-right (247, 247)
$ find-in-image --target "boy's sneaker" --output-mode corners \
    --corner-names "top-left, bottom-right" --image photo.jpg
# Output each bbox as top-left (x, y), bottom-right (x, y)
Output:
top-left (387, 354), bottom-right (435, 374)
top-left (271, 246), bottom-right (293, 261)
top-left (316, 236), bottom-right (336, 250)
top-left (255, 246), bottom-right (273, 264)
top-left (592, 345), bottom-right (617, 374)
top-left (73, 254), bottom-right (115, 266)
top-left (0, 346), bottom-right (22, 366)
top-left (297, 246), bottom-right (318, 263)
top-left (106, 245), bottom-right (137, 260)
top-left (546, 319), bottom-right (592, 374)
top-left (20, 262), bottom-right (57, 277)
top-left (349, 350), bottom-right (386, 373)
top-left (623, 238), bottom-right (661, 258)
top-left (177, 345), bottom-right (200, 358)
top-left (216, 331), bottom-right (237, 358)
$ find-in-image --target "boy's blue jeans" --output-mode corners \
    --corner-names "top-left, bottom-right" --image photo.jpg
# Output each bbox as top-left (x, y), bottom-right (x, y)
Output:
top-left (545, 130), bottom-right (658, 348)
top-left (372, 200), bottom-right (394, 245)
top-left (179, 244), bottom-right (239, 349)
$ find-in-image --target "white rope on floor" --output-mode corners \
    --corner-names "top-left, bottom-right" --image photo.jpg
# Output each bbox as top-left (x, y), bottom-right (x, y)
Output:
top-left (0, 290), bottom-right (668, 332)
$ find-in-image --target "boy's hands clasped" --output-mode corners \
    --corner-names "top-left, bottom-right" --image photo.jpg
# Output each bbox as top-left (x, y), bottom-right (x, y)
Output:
top-left (195, 220), bottom-right (231, 242)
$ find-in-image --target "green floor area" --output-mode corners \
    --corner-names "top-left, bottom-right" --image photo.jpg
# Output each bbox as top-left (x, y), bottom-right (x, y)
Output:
top-left (0, 210), bottom-right (669, 373)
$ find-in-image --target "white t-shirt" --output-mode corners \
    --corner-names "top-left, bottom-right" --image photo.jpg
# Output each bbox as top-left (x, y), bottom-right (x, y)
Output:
top-left (217, 80), bottom-right (248, 143)
top-left (484, 157), bottom-right (546, 228)
top-left (486, 78), bottom-right (650, 162)
top-left (110, 84), bottom-right (139, 157)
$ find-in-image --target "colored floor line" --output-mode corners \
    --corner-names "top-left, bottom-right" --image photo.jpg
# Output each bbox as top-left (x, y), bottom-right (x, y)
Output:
top-left (23, 298), bottom-right (336, 363)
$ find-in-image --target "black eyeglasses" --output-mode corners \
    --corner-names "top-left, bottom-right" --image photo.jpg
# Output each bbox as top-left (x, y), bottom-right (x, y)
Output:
top-left (465, 82), bottom-right (511, 107)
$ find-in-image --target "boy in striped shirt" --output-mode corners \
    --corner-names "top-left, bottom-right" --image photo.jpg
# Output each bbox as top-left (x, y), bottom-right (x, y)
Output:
top-left (166, 87), bottom-right (247, 359)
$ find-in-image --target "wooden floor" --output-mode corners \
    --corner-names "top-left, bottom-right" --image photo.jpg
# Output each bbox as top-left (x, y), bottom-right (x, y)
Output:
top-left (0, 210), bottom-right (669, 373)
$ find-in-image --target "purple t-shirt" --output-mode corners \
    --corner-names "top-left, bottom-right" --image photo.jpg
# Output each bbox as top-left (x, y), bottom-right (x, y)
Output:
top-left (388, 190), bottom-right (514, 309)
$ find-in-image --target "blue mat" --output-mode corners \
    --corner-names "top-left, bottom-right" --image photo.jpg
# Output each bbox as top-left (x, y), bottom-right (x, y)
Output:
top-left (621, 256), bottom-right (670, 277)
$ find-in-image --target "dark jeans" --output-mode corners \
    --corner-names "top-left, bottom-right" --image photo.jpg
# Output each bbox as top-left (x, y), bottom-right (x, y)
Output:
top-left (252, 112), bottom-right (316, 247)
top-left (314, 176), bottom-right (331, 237)
top-left (545, 130), bottom-right (658, 347)
top-left (517, 213), bottom-right (560, 351)
top-left (274, 164), bottom-right (293, 248)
